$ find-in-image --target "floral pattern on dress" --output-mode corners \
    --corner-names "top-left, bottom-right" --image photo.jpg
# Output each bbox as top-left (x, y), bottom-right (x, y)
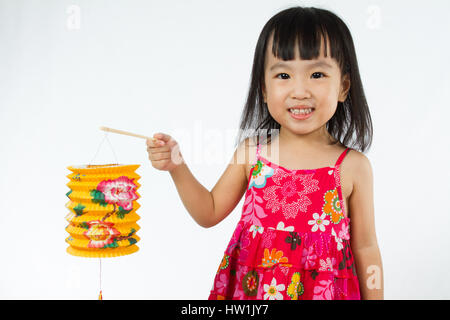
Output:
top-left (318, 257), bottom-right (338, 276)
top-left (322, 188), bottom-right (345, 224)
top-left (248, 160), bottom-right (274, 189)
top-left (215, 273), bottom-right (228, 295)
top-left (258, 248), bottom-right (292, 268)
top-left (285, 231), bottom-right (301, 250)
top-left (227, 223), bottom-right (251, 261)
top-left (331, 227), bottom-right (344, 251)
top-left (263, 277), bottom-right (285, 300)
top-left (263, 170), bottom-right (320, 219)
top-left (301, 246), bottom-right (317, 269)
top-left (242, 270), bottom-right (259, 296)
top-left (308, 212), bottom-right (331, 232)
top-left (249, 225), bottom-right (264, 238)
top-left (209, 145), bottom-right (360, 300)
top-left (313, 279), bottom-right (335, 300)
top-left (287, 272), bottom-right (304, 300)
top-left (217, 255), bottom-right (230, 273)
top-left (241, 188), bottom-right (267, 226)
top-left (269, 221), bottom-right (294, 232)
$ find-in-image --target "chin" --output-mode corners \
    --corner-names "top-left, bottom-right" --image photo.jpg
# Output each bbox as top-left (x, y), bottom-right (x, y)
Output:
top-left (283, 126), bottom-right (318, 136)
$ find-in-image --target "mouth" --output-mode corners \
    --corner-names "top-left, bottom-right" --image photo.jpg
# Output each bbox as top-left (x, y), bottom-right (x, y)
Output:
top-left (288, 107), bottom-right (315, 120)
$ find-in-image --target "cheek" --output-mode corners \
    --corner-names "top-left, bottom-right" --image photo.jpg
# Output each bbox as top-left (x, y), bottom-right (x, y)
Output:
top-left (265, 103), bottom-right (288, 126)
top-left (316, 86), bottom-right (340, 109)
top-left (265, 91), bottom-right (285, 112)
top-left (266, 85), bottom-right (289, 108)
top-left (266, 104), bottom-right (280, 120)
top-left (321, 106), bottom-right (338, 120)
top-left (315, 103), bottom-right (338, 124)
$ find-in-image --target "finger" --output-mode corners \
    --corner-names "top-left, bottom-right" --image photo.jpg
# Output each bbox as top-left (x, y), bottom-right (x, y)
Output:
top-left (148, 151), bottom-right (171, 161)
top-left (147, 138), bottom-right (165, 147)
top-left (151, 158), bottom-right (168, 163)
top-left (153, 132), bottom-right (172, 143)
top-left (147, 144), bottom-right (169, 153)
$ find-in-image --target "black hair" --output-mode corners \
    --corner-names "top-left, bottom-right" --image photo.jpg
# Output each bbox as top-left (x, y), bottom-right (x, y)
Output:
top-left (235, 6), bottom-right (373, 153)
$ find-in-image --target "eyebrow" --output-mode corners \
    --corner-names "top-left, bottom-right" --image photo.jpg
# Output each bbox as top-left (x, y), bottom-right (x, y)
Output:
top-left (269, 61), bottom-right (334, 72)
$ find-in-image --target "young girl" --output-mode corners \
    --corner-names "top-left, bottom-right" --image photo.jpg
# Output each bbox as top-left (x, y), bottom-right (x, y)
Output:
top-left (146, 6), bottom-right (383, 300)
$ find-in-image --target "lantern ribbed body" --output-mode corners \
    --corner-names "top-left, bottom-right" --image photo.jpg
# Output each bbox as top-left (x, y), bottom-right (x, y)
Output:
top-left (65, 164), bottom-right (141, 258)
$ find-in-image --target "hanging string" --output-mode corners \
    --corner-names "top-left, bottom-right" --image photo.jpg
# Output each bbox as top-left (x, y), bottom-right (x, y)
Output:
top-left (105, 133), bottom-right (119, 164)
top-left (88, 131), bottom-right (120, 166)
top-left (89, 129), bottom-right (120, 300)
top-left (98, 258), bottom-right (103, 300)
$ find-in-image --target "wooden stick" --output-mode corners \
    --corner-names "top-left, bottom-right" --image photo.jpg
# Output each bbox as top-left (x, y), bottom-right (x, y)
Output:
top-left (99, 126), bottom-right (157, 141)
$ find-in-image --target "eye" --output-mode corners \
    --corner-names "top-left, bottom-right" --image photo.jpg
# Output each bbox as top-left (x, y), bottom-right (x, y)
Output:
top-left (312, 72), bottom-right (326, 79)
top-left (275, 73), bottom-right (290, 80)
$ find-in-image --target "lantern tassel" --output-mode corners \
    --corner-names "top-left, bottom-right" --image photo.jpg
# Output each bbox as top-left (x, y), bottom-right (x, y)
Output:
top-left (98, 258), bottom-right (103, 300)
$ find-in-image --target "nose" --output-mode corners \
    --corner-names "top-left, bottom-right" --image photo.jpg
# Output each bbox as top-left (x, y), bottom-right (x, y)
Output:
top-left (290, 77), bottom-right (311, 100)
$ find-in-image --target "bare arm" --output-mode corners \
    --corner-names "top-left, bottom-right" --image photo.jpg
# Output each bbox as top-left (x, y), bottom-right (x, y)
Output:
top-left (149, 133), bottom-right (250, 228)
top-left (168, 163), bottom-right (216, 227)
top-left (349, 152), bottom-right (384, 300)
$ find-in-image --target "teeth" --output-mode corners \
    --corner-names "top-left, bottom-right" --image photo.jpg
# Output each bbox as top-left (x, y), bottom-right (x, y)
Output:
top-left (290, 108), bottom-right (313, 115)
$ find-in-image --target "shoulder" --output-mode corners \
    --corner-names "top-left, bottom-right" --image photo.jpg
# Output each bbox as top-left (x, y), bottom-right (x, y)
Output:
top-left (345, 148), bottom-right (373, 189)
top-left (233, 137), bottom-right (259, 182)
top-left (349, 149), bottom-right (372, 175)
top-left (232, 137), bottom-right (258, 167)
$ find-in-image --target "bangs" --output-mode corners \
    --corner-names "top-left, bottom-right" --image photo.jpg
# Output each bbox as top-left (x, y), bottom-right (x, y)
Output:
top-left (267, 8), bottom-right (348, 74)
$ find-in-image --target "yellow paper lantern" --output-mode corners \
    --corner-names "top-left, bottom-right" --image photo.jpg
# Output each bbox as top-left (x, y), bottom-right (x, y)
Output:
top-left (65, 164), bottom-right (141, 258)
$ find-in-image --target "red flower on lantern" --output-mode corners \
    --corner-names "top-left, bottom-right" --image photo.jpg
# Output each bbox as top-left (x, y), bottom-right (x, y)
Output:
top-left (96, 176), bottom-right (138, 211)
top-left (84, 220), bottom-right (121, 248)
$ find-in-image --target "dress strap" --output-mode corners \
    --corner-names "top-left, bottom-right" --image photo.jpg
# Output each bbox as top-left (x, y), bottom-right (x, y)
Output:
top-left (256, 142), bottom-right (261, 158)
top-left (334, 147), bottom-right (352, 168)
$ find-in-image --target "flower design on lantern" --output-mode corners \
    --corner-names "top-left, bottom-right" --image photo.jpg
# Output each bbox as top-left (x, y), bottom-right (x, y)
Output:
top-left (84, 220), bottom-right (121, 249)
top-left (96, 176), bottom-right (138, 211)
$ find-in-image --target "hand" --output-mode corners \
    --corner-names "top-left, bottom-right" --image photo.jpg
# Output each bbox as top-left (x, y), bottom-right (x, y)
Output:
top-left (146, 133), bottom-right (184, 172)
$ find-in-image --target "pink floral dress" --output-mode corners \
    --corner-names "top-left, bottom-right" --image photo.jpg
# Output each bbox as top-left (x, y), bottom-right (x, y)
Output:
top-left (208, 143), bottom-right (361, 300)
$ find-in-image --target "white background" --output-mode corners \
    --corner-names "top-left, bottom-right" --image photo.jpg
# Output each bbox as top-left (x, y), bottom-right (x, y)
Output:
top-left (1, 0), bottom-right (449, 299)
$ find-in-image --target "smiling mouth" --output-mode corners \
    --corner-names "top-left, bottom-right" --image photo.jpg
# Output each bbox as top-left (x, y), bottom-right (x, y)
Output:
top-left (288, 108), bottom-right (315, 115)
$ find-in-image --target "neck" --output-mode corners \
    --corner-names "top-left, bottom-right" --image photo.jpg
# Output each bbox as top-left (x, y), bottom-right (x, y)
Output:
top-left (276, 125), bottom-right (337, 151)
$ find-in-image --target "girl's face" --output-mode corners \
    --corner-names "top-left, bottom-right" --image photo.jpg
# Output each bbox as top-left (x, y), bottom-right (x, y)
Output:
top-left (262, 34), bottom-right (350, 142)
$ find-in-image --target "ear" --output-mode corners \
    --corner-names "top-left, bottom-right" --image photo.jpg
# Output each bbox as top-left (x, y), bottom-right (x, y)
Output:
top-left (338, 73), bottom-right (351, 103)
